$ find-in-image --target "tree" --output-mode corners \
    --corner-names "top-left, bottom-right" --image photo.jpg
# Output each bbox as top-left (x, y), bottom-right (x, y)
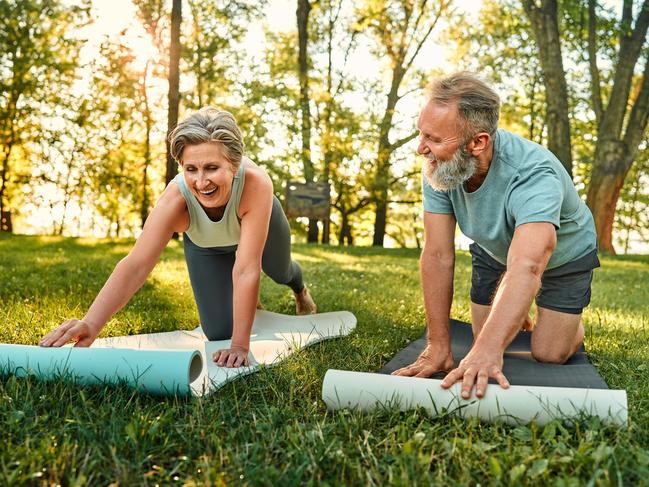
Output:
top-left (522, 0), bottom-right (573, 176)
top-left (166, 0), bottom-right (181, 187)
top-left (356, 0), bottom-right (454, 246)
top-left (133, 0), bottom-right (168, 227)
top-left (584, 0), bottom-right (649, 253)
top-left (460, 0), bottom-right (649, 253)
top-left (296, 0), bottom-right (321, 242)
top-left (0, 0), bottom-right (89, 232)
top-left (525, 0), bottom-right (649, 253)
top-left (32, 96), bottom-right (97, 236)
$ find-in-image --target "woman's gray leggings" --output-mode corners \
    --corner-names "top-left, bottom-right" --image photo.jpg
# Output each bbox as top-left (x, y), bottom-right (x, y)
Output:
top-left (183, 196), bottom-right (305, 340)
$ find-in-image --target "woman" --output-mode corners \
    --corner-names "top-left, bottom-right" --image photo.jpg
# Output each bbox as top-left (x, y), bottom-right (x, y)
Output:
top-left (40, 108), bottom-right (317, 368)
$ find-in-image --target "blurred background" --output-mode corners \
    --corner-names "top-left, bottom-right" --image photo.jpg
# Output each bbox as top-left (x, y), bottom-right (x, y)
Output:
top-left (1, 0), bottom-right (647, 253)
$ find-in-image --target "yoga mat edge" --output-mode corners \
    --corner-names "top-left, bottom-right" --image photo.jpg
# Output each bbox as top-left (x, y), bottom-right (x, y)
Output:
top-left (321, 369), bottom-right (628, 427)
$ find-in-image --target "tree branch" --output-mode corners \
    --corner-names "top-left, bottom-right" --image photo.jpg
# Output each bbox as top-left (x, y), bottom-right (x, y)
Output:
top-left (588, 0), bottom-right (603, 122)
top-left (403, 7), bottom-right (443, 73)
top-left (389, 130), bottom-right (419, 152)
top-left (386, 199), bottom-right (420, 205)
top-left (623, 52), bottom-right (649, 153)
top-left (389, 169), bottom-right (421, 186)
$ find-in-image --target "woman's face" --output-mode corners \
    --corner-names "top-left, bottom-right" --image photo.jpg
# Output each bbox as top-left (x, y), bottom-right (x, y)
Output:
top-left (181, 142), bottom-right (237, 210)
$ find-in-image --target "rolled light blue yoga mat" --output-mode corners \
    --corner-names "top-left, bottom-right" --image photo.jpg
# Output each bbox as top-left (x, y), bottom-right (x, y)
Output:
top-left (0, 344), bottom-right (203, 396)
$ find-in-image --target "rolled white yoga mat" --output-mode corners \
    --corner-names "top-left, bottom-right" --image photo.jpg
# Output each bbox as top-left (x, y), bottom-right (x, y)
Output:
top-left (321, 369), bottom-right (628, 426)
top-left (0, 344), bottom-right (203, 396)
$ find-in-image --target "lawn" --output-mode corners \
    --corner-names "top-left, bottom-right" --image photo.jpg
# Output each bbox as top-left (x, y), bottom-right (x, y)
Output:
top-left (1, 233), bottom-right (648, 485)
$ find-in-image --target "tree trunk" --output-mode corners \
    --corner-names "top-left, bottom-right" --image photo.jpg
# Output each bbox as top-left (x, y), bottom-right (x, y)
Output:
top-left (165, 0), bottom-right (181, 187)
top-left (372, 68), bottom-right (403, 246)
top-left (0, 108), bottom-right (16, 233)
top-left (142, 60), bottom-right (152, 228)
top-left (372, 195), bottom-right (388, 246)
top-left (522, 0), bottom-right (573, 176)
top-left (586, 139), bottom-right (629, 252)
top-left (0, 146), bottom-right (10, 232)
top-left (339, 212), bottom-right (353, 246)
top-left (297, 0), bottom-right (319, 243)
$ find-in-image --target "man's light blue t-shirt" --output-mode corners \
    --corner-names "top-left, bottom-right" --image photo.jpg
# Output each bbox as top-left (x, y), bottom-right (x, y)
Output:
top-left (422, 129), bottom-right (597, 269)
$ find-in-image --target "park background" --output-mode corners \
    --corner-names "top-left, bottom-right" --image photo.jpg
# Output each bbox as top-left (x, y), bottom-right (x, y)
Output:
top-left (1, 0), bottom-right (648, 254)
top-left (1, 0), bottom-right (649, 485)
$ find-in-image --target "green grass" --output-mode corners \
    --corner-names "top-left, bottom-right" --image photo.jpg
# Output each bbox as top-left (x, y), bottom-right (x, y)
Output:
top-left (1, 233), bottom-right (648, 485)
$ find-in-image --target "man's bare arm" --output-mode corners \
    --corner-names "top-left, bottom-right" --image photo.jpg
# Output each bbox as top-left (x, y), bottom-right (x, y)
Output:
top-left (393, 212), bottom-right (456, 377)
top-left (441, 222), bottom-right (556, 398)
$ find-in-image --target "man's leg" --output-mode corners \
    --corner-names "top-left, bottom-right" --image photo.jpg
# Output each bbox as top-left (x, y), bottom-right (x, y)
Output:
top-left (530, 251), bottom-right (597, 363)
top-left (531, 306), bottom-right (584, 363)
top-left (471, 302), bottom-right (492, 338)
top-left (469, 243), bottom-right (505, 338)
top-left (471, 303), bottom-right (534, 338)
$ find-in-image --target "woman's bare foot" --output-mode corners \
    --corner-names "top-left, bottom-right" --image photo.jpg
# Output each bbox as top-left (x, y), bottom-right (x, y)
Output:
top-left (294, 286), bottom-right (317, 315)
top-left (521, 314), bottom-right (534, 331)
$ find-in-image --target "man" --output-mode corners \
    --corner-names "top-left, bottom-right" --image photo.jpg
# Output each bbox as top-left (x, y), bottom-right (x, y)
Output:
top-left (393, 72), bottom-right (599, 400)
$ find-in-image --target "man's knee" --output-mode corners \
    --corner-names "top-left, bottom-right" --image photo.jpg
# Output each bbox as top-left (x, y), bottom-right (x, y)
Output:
top-left (530, 345), bottom-right (573, 364)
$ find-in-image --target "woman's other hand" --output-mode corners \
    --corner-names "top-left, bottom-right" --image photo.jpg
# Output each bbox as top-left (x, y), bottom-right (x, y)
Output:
top-left (212, 346), bottom-right (250, 368)
top-left (39, 319), bottom-right (99, 348)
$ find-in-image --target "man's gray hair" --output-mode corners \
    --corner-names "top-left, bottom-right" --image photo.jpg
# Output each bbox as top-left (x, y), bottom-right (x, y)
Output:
top-left (169, 107), bottom-right (245, 166)
top-left (428, 72), bottom-right (500, 137)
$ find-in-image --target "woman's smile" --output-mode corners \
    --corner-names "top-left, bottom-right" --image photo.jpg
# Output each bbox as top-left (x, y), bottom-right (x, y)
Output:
top-left (181, 142), bottom-right (236, 210)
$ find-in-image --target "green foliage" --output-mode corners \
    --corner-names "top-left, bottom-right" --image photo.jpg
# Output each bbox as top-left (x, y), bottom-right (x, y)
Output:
top-left (0, 0), bottom-right (90, 223)
top-left (1, 235), bottom-right (648, 484)
top-left (182, 0), bottom-right (262, 110)
top-left (452, 0), bottom-right (649, 251)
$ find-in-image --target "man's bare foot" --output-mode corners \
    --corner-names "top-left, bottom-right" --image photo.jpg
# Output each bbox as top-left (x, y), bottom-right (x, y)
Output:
top-left (294, 286), bottom-right (317, 315)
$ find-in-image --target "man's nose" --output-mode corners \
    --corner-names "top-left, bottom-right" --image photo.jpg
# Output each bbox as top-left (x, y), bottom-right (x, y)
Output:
top-left (417, 139), bottom-right (428, 155)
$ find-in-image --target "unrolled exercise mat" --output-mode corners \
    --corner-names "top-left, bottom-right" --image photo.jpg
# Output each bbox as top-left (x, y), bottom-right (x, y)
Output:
top-left (322, 319), bottom-right (627, 426)
top-left (93, 309), bottom-right (357, 396)
top-left (321, 370), bottom-right (628, 426)
top-left (380, 319), bottom-right (610, 389)
top-left (0, 345), bottom-right (202, 396)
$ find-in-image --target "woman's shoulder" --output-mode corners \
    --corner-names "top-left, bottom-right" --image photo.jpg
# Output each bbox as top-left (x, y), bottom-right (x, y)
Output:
top-left (153, 179), bottom-right (190, 231)
top-left (239, 157), bottom-right (273, 216)
top-left (241, 157), bottom-right (272, 188)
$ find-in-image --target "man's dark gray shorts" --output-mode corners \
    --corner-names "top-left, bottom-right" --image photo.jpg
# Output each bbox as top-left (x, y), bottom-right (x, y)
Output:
top-left (469, 243), bottom-right (600, 315)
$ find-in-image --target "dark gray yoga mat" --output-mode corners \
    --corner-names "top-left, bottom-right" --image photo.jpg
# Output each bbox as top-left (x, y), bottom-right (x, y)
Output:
top-left (380, 319), bottom-right (609, 389)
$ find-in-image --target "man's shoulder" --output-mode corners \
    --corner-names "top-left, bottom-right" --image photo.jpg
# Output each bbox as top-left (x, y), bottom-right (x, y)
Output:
top-left (495, 129), bottom-right (565, 176)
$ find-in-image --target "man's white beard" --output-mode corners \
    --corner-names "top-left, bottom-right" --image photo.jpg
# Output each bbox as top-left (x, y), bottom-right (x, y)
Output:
top-left (422, 144), bottom-right (478, 192)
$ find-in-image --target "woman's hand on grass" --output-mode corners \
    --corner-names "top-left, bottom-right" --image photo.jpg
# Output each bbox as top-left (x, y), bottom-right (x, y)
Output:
top-left (39, 319), bottom-right (99, 348)
top-left (391, 343), bottom-right (454, 377)
top-left (213, 346), bottom-right (250, 368)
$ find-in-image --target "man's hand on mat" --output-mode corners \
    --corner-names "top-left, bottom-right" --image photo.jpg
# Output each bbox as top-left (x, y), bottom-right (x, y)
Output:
top-left (39, 319), bottom-right (99, 347)
top-left (391, 344), bottom-right (454, 377)
top-left (213, 346), bottom-right (250, 368)
top-left (441, 348), bottom-right (509, 399)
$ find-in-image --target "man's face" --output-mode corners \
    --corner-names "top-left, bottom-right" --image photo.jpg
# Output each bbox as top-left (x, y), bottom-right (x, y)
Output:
top-left (417, 101), bottom-right (477, 192)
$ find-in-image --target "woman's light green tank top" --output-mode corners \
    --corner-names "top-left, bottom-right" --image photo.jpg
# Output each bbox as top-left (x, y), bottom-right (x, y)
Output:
top-left (173, 163), bottom-right (246, 248)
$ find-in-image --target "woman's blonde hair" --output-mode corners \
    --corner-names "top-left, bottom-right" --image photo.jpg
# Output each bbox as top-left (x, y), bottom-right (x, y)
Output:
top-left (169, 107), bottom-right (245, 166)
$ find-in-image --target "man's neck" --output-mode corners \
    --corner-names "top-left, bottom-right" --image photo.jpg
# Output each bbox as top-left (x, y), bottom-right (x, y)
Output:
top-left (465, 141), bottom-right (494, 193)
